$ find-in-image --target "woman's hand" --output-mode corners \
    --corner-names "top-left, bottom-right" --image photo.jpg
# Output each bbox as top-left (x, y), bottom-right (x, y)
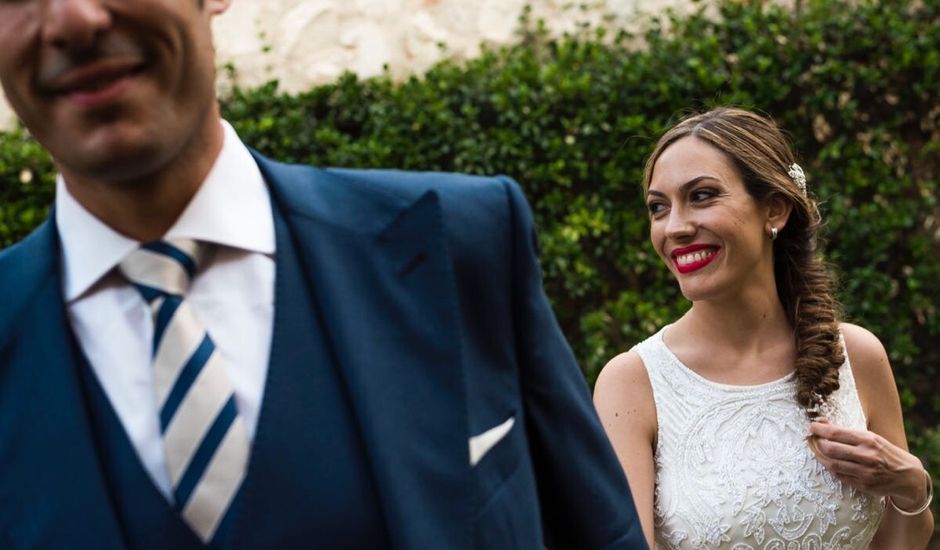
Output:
top-left (809, 419), bottom-right (930, 511)
top-left (829, 323), bottom-right (934, 548)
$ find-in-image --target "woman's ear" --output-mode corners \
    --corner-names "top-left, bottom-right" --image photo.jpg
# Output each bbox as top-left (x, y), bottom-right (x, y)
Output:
top-left (765, 194), bottom-right (793, 236)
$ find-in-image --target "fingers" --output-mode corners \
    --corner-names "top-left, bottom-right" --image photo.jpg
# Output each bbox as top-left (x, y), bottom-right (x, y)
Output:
top-left (818, 456), bottom-right (870, 480)
top-left (814, 436), bottom-right (880, 465)
top-left (809, 421), bottom-right (871, 446)
top-left (818, 457), bottom-right (893, 494)
top-left (807, 422), bottom-right (904, 496)
top-left (809, 422), bottom-right (930, 505)
top-left (811, 442), bottom-right (877, 492)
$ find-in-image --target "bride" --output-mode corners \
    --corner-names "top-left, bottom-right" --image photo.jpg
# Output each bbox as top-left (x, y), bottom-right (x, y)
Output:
top-left (594, 107), bottom-right (934, 548)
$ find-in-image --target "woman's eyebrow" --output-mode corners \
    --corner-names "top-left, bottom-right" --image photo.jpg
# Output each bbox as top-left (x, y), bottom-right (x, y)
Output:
top-left (647, 175), bottom-right (719, 198)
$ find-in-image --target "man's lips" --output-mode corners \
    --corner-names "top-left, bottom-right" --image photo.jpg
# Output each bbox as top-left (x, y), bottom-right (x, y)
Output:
top-left (45, 58), bottom-right (144, 106)
top-left (670, 244), bottom-right (720, 274)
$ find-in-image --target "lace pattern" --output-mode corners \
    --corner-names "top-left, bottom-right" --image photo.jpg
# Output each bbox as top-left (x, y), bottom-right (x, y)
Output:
top-left (635, 327), bottom-right (884, 549)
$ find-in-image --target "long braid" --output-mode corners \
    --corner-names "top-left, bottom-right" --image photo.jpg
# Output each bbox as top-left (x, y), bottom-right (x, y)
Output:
top-left (774, 217), bottom-right (843, 416)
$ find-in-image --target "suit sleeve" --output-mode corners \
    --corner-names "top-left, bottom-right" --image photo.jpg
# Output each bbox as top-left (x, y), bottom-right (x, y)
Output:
top-left (499, 176), bottom-right (648, 549)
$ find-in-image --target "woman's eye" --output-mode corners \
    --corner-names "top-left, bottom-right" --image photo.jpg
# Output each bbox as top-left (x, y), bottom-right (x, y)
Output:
top-left (691, 189), bottom-right (717, 202)
top-left (647, 202), bottom-right (666, 216)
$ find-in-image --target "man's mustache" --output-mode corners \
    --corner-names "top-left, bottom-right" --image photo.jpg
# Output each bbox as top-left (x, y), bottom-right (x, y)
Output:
top-left (37, 33), bottom-right (146, 92)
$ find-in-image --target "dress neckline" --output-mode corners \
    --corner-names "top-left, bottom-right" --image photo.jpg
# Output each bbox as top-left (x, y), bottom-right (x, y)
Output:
top-left (655, 325), bottom-right (796, 392)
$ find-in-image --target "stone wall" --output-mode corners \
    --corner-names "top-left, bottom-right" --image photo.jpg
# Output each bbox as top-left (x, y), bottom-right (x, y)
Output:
top-left (0, 0), bottom-right (694, 128)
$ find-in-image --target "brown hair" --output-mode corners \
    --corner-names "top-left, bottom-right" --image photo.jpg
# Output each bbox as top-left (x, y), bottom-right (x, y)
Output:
top-left (642, 107), bottom-right (842, 417)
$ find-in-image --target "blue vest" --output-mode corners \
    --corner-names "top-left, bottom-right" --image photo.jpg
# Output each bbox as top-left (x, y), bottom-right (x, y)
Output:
top-left (76, 201), bottom-right (389, 548)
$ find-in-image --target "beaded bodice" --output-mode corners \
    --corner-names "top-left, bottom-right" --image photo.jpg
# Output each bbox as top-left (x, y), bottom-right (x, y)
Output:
top-left (634, 327), bottom-right (883, 549)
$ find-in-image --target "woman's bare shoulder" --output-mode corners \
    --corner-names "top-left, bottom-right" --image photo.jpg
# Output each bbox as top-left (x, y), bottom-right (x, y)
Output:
top-left (595, 349), bottom-right (652, 400)
top-left (839, 322), bottom-right (899, 428)
top-left (839, 322), bottom-right (892, 380)
top-left (594, 349), bottom-right (657, 440)
top-left (840, 322), bottom-right (887, 357)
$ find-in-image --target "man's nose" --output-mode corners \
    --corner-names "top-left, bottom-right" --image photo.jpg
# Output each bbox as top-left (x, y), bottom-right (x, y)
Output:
top-left (41, 0), bottom-right (112, 52)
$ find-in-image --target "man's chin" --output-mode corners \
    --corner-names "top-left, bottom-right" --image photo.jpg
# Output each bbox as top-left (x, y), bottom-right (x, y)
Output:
top-left (56, 140), bottom-right (172, 186)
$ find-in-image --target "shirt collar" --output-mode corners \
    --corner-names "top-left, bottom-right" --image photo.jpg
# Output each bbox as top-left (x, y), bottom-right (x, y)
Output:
top-left (56, 119), bottom-right (276, 302)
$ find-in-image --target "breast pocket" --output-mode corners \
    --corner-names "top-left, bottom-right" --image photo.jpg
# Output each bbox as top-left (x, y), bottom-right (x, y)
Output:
top-left (470, 412), bottom-right (543, 548)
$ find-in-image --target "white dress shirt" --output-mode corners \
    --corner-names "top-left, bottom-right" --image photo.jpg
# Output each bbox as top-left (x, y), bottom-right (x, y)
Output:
top-left (56, 120), bottom-right (276, 500)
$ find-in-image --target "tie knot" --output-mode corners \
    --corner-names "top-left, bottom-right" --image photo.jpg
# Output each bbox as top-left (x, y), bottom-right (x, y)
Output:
top-left (120, 240), bottom-right (205, 300)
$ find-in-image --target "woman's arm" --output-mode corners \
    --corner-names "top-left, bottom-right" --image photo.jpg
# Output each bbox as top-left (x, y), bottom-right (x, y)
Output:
top-left (810, 322), bottom-right (934, 549)
top-left (593, 350), bottom-right (659, 548)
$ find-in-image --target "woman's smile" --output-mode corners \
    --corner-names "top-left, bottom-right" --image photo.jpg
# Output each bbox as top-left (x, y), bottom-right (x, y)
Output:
top-left (671, 244), bottom-right (721, 274)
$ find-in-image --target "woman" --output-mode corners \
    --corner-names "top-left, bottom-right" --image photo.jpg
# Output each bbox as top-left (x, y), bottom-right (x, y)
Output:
top-left (594, 107), bottom-right (934, 548)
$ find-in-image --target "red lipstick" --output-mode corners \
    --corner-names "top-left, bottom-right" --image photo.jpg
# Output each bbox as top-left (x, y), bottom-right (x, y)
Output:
top-left (671, 244), bottom-right (720, 274)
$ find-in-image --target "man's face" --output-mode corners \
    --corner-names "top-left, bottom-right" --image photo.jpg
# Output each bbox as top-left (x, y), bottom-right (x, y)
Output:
top-left (0, 0), bottom-right (226, 184)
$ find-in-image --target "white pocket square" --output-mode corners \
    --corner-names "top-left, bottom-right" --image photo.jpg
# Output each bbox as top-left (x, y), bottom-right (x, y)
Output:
top-left (468, 416), bottom-right (515, 467)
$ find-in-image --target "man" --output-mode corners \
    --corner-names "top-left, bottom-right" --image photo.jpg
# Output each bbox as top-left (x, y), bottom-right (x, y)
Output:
top-left (0, 1), bottom-right (645, 548)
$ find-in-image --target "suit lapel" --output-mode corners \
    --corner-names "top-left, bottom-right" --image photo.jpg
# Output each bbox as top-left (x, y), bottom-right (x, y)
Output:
top-left (255, 153), bottom-right (472, 547)
top-left (0, 221), bottom-right (125, 548)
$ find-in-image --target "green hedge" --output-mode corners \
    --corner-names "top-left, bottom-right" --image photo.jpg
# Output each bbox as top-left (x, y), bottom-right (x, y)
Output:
top-left (2, 0), bottom-right (938, 526)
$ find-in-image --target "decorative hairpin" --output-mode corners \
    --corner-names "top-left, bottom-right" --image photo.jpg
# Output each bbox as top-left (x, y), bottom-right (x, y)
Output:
top-left (788, 163), bottom-right (807, 195)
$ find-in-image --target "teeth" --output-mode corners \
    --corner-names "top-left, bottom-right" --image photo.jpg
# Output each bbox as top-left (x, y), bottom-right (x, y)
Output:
top-left (676, 249), bottom-right (716, 266)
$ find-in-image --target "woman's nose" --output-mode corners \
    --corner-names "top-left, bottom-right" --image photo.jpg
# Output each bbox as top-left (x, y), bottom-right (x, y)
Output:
top-left (664, 207), bottom-right (696, 240)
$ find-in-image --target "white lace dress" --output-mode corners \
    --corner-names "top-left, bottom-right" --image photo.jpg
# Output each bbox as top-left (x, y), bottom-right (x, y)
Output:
top-left (634, 327), bottom-right (884, 549)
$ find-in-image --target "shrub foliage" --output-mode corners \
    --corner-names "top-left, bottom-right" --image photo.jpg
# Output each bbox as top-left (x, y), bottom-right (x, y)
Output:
top-left (2, 0), bottom-right (938, 520)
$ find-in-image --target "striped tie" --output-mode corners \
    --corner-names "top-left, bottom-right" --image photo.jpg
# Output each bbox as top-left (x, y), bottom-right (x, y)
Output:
top-left (120, 240), bottom-right (249, 543)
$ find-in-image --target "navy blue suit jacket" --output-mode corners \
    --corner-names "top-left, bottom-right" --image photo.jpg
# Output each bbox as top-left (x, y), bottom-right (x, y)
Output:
top-left (0, 152), bottom-right (645, 549)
